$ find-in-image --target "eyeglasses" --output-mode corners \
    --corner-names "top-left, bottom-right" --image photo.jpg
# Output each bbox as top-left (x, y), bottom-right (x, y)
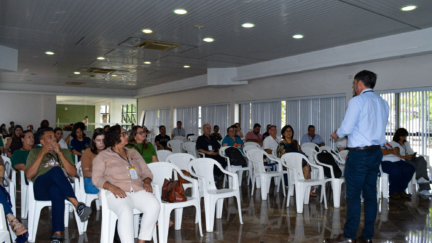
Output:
top-left (121, 132), bottom-right (128, 137)
top-left (136, 131), bottom-right (145, 135)
top-left (228, 130), bottom-right (235, 133)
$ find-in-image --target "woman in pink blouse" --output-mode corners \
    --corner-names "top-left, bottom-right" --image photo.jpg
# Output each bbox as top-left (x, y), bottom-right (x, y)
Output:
top-left (92, 125), bottom-right (160, 243)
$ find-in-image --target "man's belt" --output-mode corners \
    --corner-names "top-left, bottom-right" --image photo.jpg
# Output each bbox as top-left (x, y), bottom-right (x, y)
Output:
top-left (348, 145), bottom-right (381, 151)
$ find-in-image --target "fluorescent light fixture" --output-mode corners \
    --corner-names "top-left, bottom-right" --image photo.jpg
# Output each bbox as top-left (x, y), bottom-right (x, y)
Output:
top-left (401, 5), bottom-right (416, 11)
top-left (203, 38), bottom-right (214, 42)
top-left (74, 72), bottom-right (80, 75)
top-left (45, 51), bottom-right (55, 55)
top-left (144, 61), bottom-right (151, 64)
top-left (293, 34), bottom-right (304, 39)
top-left (174, 9), bottom-right (187, 15)
top-left (184, 65), bottom-right (190, 68)
top-left (97, 57), bottom-right (105, 60)
top-left (112, 74), bottom-right (117, 77)
top-left (142, 29), bottom-right (153, 34)
top-left (242, 23), bottom-right (255, 28)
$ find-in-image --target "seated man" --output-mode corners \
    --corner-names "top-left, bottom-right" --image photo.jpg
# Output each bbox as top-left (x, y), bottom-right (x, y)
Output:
top-left (301, 125), bottom-right (325, 147)
top-left (171, 121), bottom-right (186, 139)
top-left (245, 123), bottom-right (263, 146)
top-left (196, 123), bottom-right (227, 181)
top-left (54, 127), bottom-right (68, 149)
top-left (262, 124), bottom-right (271, 140)
top-left (263, 125), bottom-right (280, 155)
top-left (381, 141), bottom-right (415, 199)
top-left (155, 125), bottom-right (172, 151)
top-left (25, 128), bottom-right (92, 243)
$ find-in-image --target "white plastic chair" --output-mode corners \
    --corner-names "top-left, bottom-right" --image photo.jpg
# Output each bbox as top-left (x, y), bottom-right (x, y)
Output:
top-left (0, 206), bottom-right (11, 243)
top-left (2, 156), bottom-right (16, 188)
top-left (301, 142), bottom-right (319, 152)
top-left (156, 150), bottom-right (173, 162)
top-left (167, 140), bottom-right (184, 154)
top-left (188, 136), bottom-right (198, 142)
top-left (28, 178), bottom-right (84, 242)
top-left (188, 158), bottom-right (243, 232)
top-left (98, 188), bottom-right (157, 243)
top-left (314, 153), bottom-right (345, 208)
top-left (173, 136), bottom-right (186, 143)
top-left (379, 164), bottom-right (390, 199)
top-left (10, 169), bottom-right (27, 219)
top-left (247, 149), bottom-right (286, 200)
top-left (280, 153), bottom-right (327, 213)
top-left (166, 153), bottom-right (195, 192)
top-left (3, 171), bottom-right (17, 242)
top-left (183, 142), bottom-right (198, 157)
top-left (338, 150), bottom-right (349, 164)
top-left (148, 162), bottom-right (203, 243)
top-left (244, 142), bottom-right (261, 148)
top-left (219, 146), bottom-right (252, 188)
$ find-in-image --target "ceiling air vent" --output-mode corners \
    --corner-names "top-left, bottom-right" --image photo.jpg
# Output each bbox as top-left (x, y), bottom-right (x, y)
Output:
top-left (134, 40), bottom-right (181, 51)
top-left (87, 68), bottom-right (117, 74)
top-left (66, 82), bottom-right (85, 85)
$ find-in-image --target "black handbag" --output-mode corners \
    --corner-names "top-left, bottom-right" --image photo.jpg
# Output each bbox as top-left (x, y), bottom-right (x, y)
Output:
top-left (225, 147), bottom-right (247, 167)
top-left (317, 150), bottom-right (342, 178)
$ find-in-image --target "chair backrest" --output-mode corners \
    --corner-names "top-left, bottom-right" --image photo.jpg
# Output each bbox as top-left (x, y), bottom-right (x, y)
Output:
top-left (318, 146), bottom-right (334, 153)
top-left (247, 149), bottom-right (267, 173)
top-left (188, 136), bottom-right (198, 142)
top-left (301, 147), bottom-right (317, 164)
top-left (301, 142), bottom-right (319, 152)
top-left (280, 153), bottom-right (309, 181)
top-left (2, 156), bottom-right (12, 178)
top-left (156, 150), bottom-right (173, 162)
top-left (173, 136), bottom-right (186, 142)
top-left (166, 153), bottom-right (195, 171)
top-left (188, 158), bottom-right (220, 191)
top-left (244, 142), bottom-right (261, 148)
top-left (148, 162), bottom-right (181, 194)
top-left (243, 145), bottom-right (261, 156)
top-left (339, 150), bottom-right (349, 162)
top-left (167, 140), bottom-right (184, 153)
top-left (183, 142), bottom-right (197, 157)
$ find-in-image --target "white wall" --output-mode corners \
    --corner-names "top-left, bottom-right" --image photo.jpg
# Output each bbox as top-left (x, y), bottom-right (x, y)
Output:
top-left (0, 93), bottom-right (56, 129)
top-left (138, 52), bottom-right (432, 126)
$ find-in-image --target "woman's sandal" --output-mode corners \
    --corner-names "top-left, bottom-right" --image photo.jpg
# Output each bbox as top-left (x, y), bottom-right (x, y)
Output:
top-left (9, 218), bottom-right (28, 236)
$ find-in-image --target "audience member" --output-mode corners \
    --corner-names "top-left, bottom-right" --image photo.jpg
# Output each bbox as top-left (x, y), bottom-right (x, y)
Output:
top-left (390, 128), bottom-right (431, 196)
top-left (92, 125), bottom-right (160, 243)
top-left (381, 141), bottom-right (415, 199)
top-left (0, 156), bottom-right (28, 239)
top-left (263, 125), bottom-right (280, 155)
top-left (5, 125), bottom-right (23, 158)
top-left (104, 125), bottom-right (110, 133)
top-left (171, 121), bottom-right (186, 138)
top-left (196, 124), bottom-right (227, 180)
top-left (54, 127), bottom-right (68, 149)
top-left (25, 128), bottom-right (92, 242)
top-left (0, 137), bottom-right (3, 155)
top-left (8, 121), bottom-right (15, 135)
top-left (222, 126), bottom-right (244, 152)
top-left (11, 130), bottom-right (34, 171)
top-left (126, 126), bottom-right (159, 164)
top-left (82, 116), bottom-right (89, 130)
top-left (1, 124), bottom-right (8, 137)
top-left (245, 123), bottom-right (263, 146)
top-left (234, 123), bottom-right (244, 138)
top-left (262, 124), bottom-right (271, 140)
top-left (155, 125), bottom-right (171, 151)
top-left (301, 125), bottom-right (325, 146)
top-left (34, 120), bottom-right (51, 145)
top-left (277, 125), bottom-right (315, 196)
top-left (336, 137), bottom-right (348, 151)
top-left (70, 122), bottom-right (91, 161)
top-left (81, 128), bottom-right (105, 194)
top-left (210, 125), bottom-right (222, 141)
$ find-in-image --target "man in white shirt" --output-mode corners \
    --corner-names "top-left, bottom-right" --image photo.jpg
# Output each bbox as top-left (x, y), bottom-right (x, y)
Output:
top-left (171, 121), bottom-right (186, 139)
top-left (54, 127), bottom-right (68, 149)
top-left (263, 125), bottom-right (280, 155)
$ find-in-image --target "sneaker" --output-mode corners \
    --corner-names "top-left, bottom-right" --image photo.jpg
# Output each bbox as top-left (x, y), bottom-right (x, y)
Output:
top-left (417, 177), bottom-right (430, 184)
top-left (419, 190), bottom-right (432, 196)
top-left (51, 233), bottom-right (63, 243)
top-left (76, 202), bottom-right (92, 222)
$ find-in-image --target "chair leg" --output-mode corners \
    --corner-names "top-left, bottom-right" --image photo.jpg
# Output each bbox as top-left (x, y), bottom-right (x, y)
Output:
top-left (95, 199), bottom-right (101, 211)
top-left (107, 212), bottom-right (117, 243)
top-left (174, 208), bottom-right (183, 230)
top-left (295, 184), bottom-right (305, 213)
top-left (158, 208), bottom-right (172, 243)
top-left (64, 204), bottom-right (70, 227)
top-left (204, 198), bottom-right (216, 232)
top-left (21, 187), bottom-right (27, 219)
top-left (251, 177), bottom-right (256, 196)
top-left (235, 195), bottom-right (243, 225)
top-left (322, 183), bottom-right (328, 209)
top-left (194, 204), bottom-right (204, 237)
top-left (303, 186), bottom-right (311, 205)
top-left (332, 181), bottom-right (341, 208)
top-left (216, 198), bottom-right (224, 219)
top-left (133, 214), bottom-right (139, 238)
top-left (261, 176), bottom-right (268, 201)
top-left (287, 185), bottom-right (294, 207)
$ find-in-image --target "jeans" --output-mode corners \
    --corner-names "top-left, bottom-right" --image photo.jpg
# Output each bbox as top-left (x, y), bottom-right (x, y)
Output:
top-left (381, 161), bottom-right (415, 194)
top-left (0, 186), bottom-right (12, 215)
top-left (84, 177), bottom-right (99, 194)
top-left (343, 149), bottom-right (382, 240)
top-left (34, 167), bottom-right (76, 232)
top-left (406, 156), bottom-right (431, 191)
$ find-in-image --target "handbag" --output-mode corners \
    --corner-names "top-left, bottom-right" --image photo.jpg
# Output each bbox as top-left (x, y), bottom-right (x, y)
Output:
top-left (161, 179), bottom-right (187, 203)
top-left (178, 170), bottom-right (191, 184)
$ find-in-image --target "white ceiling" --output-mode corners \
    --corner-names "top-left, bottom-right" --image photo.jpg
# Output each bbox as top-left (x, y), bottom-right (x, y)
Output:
top-left (56, 95), bottom-right (136, 105)
top-left (1, 0), bottom-right (431, 90)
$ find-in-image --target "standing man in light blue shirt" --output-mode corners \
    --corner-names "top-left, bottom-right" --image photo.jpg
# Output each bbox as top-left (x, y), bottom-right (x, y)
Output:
top-left (327, 70), bottom-right (389, 243)
top-left (301, 125), bottom-right (325, 146)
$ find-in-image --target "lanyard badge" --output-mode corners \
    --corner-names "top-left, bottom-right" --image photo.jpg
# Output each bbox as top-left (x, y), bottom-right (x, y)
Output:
top-left (129, 166), bottom-right (138, 179)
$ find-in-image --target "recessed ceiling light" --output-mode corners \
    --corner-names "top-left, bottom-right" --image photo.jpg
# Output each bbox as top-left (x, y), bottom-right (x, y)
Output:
top-left (184, 65), bottom-right (190, 68)
top-left (203, 38), bottom-right (214, 42)
top-left (97, 57), bottom-right (105, 60)
top-left (112, 74), bottom-right (117, 77)
top-left (401, 5), bottom-right (417, 11)
top-left (293, 34), bottom-right (304, 39)
top-left (142, 29), bottom-right (153, 34)
top-left (45, 51), bottom-right (55, 55)
top-left (174, 9), bottom-right (187, 15)
top-left (242, 23), bottom-right (255, 28)
top-left (74, 72), bottom-right (80, 75)
top-left (144, 61), bottom-right (151, 64)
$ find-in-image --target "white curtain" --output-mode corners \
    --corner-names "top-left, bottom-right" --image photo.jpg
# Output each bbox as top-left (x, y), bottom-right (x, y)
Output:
top-left (159, 108), bottom-right (171, 133)
top-left (201, 104), bottom-right (230, 137)
top-left (176, 106), bottom-right (199, 135)
top-left (240, 103), bottom-right (251, 134)
top-left (251, 101), bottom-right (282, 135)
top-left (144, 108), bottom-right (172, 135)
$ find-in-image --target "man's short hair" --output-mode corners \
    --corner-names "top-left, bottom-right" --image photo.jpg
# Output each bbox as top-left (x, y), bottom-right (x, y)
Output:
top-left (214, 125), bottom-right (219, 129)
top-left (253, 123), bottom-right (261, 129)
top-left (203, 123), bottom-right (210, 128)
top-left (39, 127), bottom-right (54, 140)
top-left (308, 125), bottom-right (315, 130)
top-left (269, 125), bottom-right (277, 129)
top-left (53, 127), bottom-right (63, 134)
top-left (159, 125), bottom-right (165, 130)
top-left (354, 70), bottom-right (377, 89)
top-left (177, 121), bottom-right (182, 124)
top-left (10, 121), bottom-right (14, 124)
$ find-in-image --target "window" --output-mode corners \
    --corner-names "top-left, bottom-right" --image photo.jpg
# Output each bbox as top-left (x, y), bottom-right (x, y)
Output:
top-left (175, 106), bottom-right (199, 135)
top-left (201, 104), bottom-right (230, 137)
top-left (380, 90), bottom-right (432, 156)
top-left (121, 104), bottom-right (137, 130)
top-left (239, 101), bottom-right (281, 135)
top-left (144, 108), bottom-right (171, 136)
top-left (100, 105), bottom-right (110, 124)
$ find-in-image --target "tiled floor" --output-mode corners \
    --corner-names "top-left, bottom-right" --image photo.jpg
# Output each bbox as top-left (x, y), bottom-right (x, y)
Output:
top-left (17, 179), bottom-right (432, 243)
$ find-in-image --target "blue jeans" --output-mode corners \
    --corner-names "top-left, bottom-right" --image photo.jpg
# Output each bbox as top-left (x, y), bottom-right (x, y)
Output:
top-left (381, 161), bottom-right (415, 194)
top-left (84, 177), bottom-right (99, 194)
top-left (34, 167), bottom-right (76, 232)
top-left (343, 149), bottom-right (382, 240)
top-left (0, 186), bottom-right (12, 215)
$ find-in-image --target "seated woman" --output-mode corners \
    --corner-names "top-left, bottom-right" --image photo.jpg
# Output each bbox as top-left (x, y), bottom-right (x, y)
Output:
top-left (234, 123), bottom-right (244, 139)
top-left (0, 156), bottom-right (28, 239)
top-left (5, 125), bottom-right (23, 158)
top-left (126, 126), bottom-right (158, 164)
top-left (222, 125), bottom-right (244, 152)
top-left (104, 125), bottom-right (110, 133)
top-left (70, 122), bottom-right (91, 161)
top-left (277, 125), bottom-right (315, 197)
top-left (0, 124), bottom-right (8, 137)
top-left (92, 125), bottom-right (160, 243)
top-left (81, 128), bottom-right (105, 194)
top-left (25, 128), bottom-right (92, 243)
top-left (381, 141), bottom-right (415, 199)
top-left (11, 130), bottom-right (35, 171)
top-left (390, 128), bottom-right (431, 196)
top-left (210, 125), bottom-right (222, 141)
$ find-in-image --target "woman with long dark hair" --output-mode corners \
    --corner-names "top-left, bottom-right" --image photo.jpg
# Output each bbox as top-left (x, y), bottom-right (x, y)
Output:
top-left (11, 130), bottom-right (35, 171)
top-left (5, 125), bottom-right (23, 157)
top-left (70, 122), bottom-right (90, 161)
top-left (126, 126), bottom-right (158, 164)
top-left (81, 128), bottom-right (105, 194)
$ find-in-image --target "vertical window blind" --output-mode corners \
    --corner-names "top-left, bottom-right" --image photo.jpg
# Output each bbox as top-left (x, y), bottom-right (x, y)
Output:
top-left (201, 104), bottom-right (230, 137)
top-left (240, 101), bottom-right (282, 135)
top-left (144, 108), bottom-right (171, 136)
top-left (175, 106), bottom-right (199, 135)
